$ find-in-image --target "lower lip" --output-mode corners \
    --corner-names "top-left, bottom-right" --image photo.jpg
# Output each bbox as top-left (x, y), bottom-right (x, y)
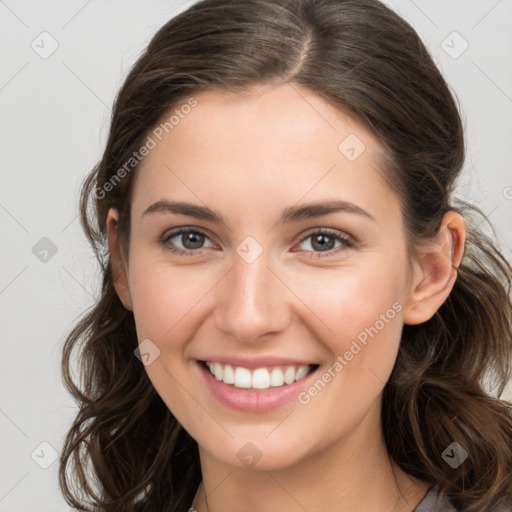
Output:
top-left (197, 361), bottom-right (318, 413)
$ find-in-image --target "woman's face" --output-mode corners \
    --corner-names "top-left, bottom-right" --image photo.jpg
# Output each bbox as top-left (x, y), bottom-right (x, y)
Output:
top-left (109, 82), bottom-right (422, 470)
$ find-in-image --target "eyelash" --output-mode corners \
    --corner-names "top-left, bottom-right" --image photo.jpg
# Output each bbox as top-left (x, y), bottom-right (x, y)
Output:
top-left (159, 227), bottom-right (355, 258)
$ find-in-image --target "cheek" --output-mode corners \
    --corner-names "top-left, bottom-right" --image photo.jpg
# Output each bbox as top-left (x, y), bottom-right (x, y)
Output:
top-left (297, 257), bottom-right (406, 338)
top-left (286, 257), bottom-right (406, 436)
top-left (127, 257), bottom-right (218, 424)
top-left (128, 257), bottom-right (216, 344)
top-left (292, 255), bottom-right (407, 389)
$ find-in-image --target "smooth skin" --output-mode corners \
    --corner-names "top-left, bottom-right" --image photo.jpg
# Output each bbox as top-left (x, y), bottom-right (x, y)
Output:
top-left (106, 82), bottom-right (466, 512)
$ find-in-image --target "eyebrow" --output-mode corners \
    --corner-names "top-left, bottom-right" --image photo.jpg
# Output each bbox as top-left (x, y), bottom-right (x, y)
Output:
top-left (141, 199), bottom-right (376, 223)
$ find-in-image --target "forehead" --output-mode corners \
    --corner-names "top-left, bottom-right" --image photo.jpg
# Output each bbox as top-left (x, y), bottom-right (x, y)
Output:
top-left (130, 83), bottom-right (398, 227)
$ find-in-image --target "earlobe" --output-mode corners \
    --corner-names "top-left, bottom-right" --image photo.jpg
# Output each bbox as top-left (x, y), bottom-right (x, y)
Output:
top-left (106, 208), bottom-right (133, 311)
top-left (403, 211), bottom-right (466, 325)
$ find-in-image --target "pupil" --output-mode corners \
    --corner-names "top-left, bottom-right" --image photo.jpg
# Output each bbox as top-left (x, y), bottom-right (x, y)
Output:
top-left (184, 232), bottom-right (203, 249)
top-left (313, 234), bottom-right (333, 251)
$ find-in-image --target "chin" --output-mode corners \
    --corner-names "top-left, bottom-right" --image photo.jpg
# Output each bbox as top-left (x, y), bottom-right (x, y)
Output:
top-left (198, 432), bottom-right (318, 472)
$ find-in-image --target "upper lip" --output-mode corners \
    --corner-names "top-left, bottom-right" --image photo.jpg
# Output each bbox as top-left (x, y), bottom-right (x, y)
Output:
top-left (198, 356), bottom-right (319, 369)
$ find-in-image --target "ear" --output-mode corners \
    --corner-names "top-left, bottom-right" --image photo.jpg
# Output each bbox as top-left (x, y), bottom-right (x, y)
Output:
top-left (403, 210), bottom-right (466, 325)
top-left (106, 208), bottom-right (133, 311)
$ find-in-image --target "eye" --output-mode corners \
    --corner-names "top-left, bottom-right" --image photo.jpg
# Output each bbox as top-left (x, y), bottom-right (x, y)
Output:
top-left (160, 227), bottom-right (216, 256)
top-left (159, 227), bottom-right (355, 258)
top-left (295, 228), bottom-right (355, 258)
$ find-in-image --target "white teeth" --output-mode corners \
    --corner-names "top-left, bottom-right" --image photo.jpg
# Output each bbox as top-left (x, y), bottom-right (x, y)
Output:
top-left (234, 367), bottom-right (252, 388)
top-left (283, 366), bottom-right (295, 385)
top-left (252, 368), bottom-right (270, 389)
top-left (214, 362), bottom-right (223, 381)
top-left (270, 367), bottom-right (284, 387)
top-left (295, 365), bottom-right (309, 381)
top-left (205, 362), bottom-right (313, 390)
top-left (223, 364), bottom-right (235, 384)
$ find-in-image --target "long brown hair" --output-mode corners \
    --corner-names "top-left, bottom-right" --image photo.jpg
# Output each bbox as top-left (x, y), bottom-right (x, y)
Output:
top-left (59, 1), bottom-right (512, 511)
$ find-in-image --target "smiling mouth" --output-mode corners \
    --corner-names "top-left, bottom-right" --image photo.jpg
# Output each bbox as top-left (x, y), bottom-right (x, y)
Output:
top-left (201, 361), bottom-right (319, 390)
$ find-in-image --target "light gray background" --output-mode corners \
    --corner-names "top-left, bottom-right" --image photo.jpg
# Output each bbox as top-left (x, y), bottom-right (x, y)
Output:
top-left (1, 1), bottom-right (511, 510)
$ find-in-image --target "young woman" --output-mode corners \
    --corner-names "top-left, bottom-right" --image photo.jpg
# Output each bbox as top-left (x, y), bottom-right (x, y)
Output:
top-left (59, 1), bottom-right (512, 511)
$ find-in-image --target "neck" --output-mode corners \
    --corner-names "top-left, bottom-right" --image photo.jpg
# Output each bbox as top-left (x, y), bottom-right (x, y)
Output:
top-left (191, 400), bottom-right (432, 512)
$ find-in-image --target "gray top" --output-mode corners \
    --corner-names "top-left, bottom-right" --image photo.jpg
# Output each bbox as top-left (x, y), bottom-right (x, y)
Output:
top-left (413, 486), bottom-right (512, 512)
top-left (189, 485), bottom-right (512, 511)
top-left (412, 486), bottom-right (459, 512)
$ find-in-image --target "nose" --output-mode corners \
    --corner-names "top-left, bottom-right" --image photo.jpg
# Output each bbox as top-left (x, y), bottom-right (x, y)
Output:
top-left (214, 249), bottom-right (291, 344)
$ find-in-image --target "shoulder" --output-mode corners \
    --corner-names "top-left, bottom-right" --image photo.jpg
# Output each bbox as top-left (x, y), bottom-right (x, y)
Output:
top-left (413, 485), bottom-right (512, 512)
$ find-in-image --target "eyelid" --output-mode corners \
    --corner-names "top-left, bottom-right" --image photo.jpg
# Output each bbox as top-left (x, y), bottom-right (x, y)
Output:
top-left (297, 226), bottom-right (355, 245)
top-left (162, 226), bottom-right (214, 242)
